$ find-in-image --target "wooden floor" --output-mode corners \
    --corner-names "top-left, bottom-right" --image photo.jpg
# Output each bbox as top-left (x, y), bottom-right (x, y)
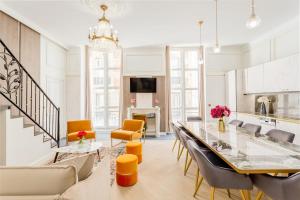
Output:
top-left (98, 139), bottom-right (268, 200)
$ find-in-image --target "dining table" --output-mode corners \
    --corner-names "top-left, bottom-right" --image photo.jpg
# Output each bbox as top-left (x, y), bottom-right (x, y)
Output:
top-left (178, 121), bottom-right (300, 174)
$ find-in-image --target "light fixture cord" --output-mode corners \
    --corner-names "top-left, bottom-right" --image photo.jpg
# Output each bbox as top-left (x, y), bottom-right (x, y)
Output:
top-left (215, 0), bottom-right (219, 46)
top-left (251, 0), bottom-right (255, 15)
top-left (199, 23), bottom-right (202, 46)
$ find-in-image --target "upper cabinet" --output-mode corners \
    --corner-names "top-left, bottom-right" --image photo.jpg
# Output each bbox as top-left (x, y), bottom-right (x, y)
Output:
top-left (244, 54), bottom-right (300, 94)
top-left (244, 64), bottom-right (264, 93)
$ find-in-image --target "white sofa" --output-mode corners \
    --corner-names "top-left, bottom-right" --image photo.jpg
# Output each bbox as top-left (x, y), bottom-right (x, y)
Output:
top-left (0, 154), bottom-right (107, 200)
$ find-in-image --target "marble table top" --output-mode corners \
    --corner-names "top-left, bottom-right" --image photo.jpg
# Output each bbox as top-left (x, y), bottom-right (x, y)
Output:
top-left (179, 121), bottom-right (300, 174)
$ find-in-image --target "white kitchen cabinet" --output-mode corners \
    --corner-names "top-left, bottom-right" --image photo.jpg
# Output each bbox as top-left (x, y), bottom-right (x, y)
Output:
top-left (245, 65), bottom-right (264, 93)
top-left (245, 54), bottom-right (300, 93)
top-left (276, 120), bottom-right (300, 145)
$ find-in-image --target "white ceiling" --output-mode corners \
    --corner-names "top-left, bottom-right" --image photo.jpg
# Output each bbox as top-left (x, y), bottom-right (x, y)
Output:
top-left (1, 0), bottom-right (299, 48)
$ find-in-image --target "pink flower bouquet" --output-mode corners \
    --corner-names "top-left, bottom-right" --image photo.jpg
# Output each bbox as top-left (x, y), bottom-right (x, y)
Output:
top-left (210, 105), bottom-right (231, 119)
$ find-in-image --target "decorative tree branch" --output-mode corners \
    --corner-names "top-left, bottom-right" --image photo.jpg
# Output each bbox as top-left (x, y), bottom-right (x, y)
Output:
top-left (0, 50), bottom-right (22, 98)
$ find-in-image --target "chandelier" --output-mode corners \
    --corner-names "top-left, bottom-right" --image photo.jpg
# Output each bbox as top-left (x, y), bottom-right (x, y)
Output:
top-left (88, 4), bottom-right (119, 50)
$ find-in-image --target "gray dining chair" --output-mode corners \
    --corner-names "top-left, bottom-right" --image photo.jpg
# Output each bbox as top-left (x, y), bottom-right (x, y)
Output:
top-left (229, 120), bottom-right (244, 127)
top-left (170, 122), bottom-right (180, 151)
top-left (187, 116), bottom-right (202, 122)
top-left (171, 123), bottom-right (183, 159)
top-left (187, 140), bottom-right (253, 199)
top-left (242, 123), bottom-right (262, 136)
top-left (266, 129), bottom-right (295, 143)
top-left (251, 173), bottom-right (300, 200)
top-left (179, 130), bottom-right (209, 175)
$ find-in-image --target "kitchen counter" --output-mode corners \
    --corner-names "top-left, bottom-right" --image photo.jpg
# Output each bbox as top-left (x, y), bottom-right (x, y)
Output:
top-left (236, 112), bottom-right (300, 124)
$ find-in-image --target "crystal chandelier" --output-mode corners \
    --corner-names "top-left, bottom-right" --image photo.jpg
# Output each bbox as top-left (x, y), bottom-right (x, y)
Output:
top-left (88, 4), bottom-right (119, 50)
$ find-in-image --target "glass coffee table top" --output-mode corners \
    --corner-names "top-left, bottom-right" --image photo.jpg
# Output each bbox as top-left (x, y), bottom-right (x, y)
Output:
top-left (54, 141), bottom-right (103, 154)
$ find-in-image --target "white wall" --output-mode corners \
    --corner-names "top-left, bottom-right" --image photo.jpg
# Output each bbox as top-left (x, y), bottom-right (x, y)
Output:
top-left (66, 47), bottom-right (82, 121)
top-left (0, 109), bottom-right (52, 166)
top-left (40, 36), bottom-right (67, 138)
top-left (205, 45), bottom-right (243, 74)
top-left (241, 18), bottom-right (299, 68)
top-left (123, 46), bottom-right (166, 76)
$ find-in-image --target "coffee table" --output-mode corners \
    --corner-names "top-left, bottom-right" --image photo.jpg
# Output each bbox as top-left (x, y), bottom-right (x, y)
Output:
top-left (53, 141), bottom-right (103, 163)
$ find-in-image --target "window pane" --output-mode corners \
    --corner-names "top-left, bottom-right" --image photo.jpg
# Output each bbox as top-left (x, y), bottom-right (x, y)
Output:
top-left (108, 89), bottom-right (119, 107)
top-left (171, 109), bottom-right (182, 122)
top-left (170, 70), bottom-right (182, 88)
top-left (91, 69), bottom-right (104, 87)
top-left (185, 70), bottom-right (198, 88)
top-left (92, 108), bottom-right (105, 127)
top-left (108, 50), bottom-right (121, 69)
top-left (171, 90), bottom-right (182, 108)
top-left (185, 109), bottom-right (199, 119)
top-left (185, 90), bottom-right (199, 108)
top-left (108, 108), bottom-right (119, 127)
top-left (184, 51), bottom-right (198, 69)
top-left (108, 69), bottom-right (120, 88)
top-left (90, 51), bottom-right (105, 68)
top-left (92, 89), bottom-right (104, 108)
top-left (170, 51), bottom-right (181, 69)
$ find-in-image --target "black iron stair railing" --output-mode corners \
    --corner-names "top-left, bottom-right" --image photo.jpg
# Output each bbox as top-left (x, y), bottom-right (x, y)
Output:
top-left (0, 39), bottom-right (60, 147)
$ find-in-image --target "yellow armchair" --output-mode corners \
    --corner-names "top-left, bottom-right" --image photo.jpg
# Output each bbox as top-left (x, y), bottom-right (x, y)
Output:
top-left (111, 119), bottom-right (144, 147)
top-left (67, 120), bottom-right (96, 143)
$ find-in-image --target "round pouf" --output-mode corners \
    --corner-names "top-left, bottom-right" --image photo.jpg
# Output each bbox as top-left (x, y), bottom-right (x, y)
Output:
top-left (126, 141), bottom-right (143, 164)
top-left (116, 154), bottom-right (138, 187)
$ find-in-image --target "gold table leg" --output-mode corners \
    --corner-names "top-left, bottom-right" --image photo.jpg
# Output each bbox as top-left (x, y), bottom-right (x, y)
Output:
top-left (210, 187), bottom-right (216, 200)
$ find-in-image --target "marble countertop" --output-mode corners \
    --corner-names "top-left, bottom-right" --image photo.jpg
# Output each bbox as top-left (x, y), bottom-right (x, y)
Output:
top-left (237, 112), bottom-right (300, 124)
top-left (179, 121), bottom-right (300, 174)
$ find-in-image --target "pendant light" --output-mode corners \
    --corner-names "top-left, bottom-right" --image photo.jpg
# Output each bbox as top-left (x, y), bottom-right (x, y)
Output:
top-left (198, 20), bottom-right (204, 65)
top-left (246, 0), bottom-right (261, 29)
top-left (213, 0), bottom-right (221, 53)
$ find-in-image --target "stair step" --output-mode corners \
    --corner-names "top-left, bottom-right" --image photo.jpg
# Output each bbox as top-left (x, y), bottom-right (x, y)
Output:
top-left (34, 131), bottom-right (44, 136)
top-left (24, 123), bottom-right (34, 128)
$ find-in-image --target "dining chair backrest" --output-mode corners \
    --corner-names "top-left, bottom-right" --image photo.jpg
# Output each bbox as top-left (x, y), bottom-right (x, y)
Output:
top-left (172, 123), bottom-right (181, 140)
top-left (266, 129), bottom-right (295, 143)
top-left (179, 130), bottom-right (194, 148)
top-left (187, 116), bottom-right (202, 122)
top-left (188, 140), bottom-right (252, 189)
top-left (242, 123), bottom-right (262, 135)
top-left (251, 173), bottom-right (300, 200)
top-left (229, 120), bottom-right (244, 127)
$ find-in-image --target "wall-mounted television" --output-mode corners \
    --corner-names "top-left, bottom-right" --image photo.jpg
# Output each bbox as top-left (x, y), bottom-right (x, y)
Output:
top-left (130, 78), bottom-right (157, 93)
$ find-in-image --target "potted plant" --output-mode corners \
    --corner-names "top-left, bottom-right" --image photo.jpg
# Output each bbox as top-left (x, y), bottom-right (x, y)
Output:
top-left (210, 105), bottom-right (231, 132)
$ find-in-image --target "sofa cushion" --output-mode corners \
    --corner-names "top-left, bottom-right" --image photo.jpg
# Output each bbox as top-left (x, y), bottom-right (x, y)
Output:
top-left (0, 195), bottom-right (60, 200)
top-left (111, 129), bottom-right (141, 140)
top-left (0, 166), bottom-right (77, 196)
top-left (52, 154), bottom-right (95, 181)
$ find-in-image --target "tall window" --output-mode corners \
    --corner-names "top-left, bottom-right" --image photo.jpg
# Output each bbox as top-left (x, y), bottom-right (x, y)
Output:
top-left (170, 48), bottom-right (200, 122)
top-left (89, 49), bottom-right (121, 130)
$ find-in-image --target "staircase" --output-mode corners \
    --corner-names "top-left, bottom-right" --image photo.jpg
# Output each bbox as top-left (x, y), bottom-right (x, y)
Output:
top-left (0, 39), bottom-right (60, 148)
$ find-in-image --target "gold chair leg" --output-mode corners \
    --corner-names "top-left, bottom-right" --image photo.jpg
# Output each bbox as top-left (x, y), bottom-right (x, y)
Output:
top-left (255, 191), bottom-right (264, 200)
top-left (184, 157), bottom-right (193, 175)
top-left (177, 143), bottom-right (181, 160)
top-left (210, 187), bottom-right (215, 200)
top-left (240, 190), bottom-right (247, 200)
top-left (178, 146), bottom-right (184, 161)
top-left (193, 168), bottom-right (203, 197)
top-left (184, 150), bottom-right (189, 175)
top-left (246, 190), bottom-right (252, 200)
top-left (111, 138), bottom-right (113, 147)
top-left (172, 139), bottom-right (178, 151)
top-left (226, 189), bottom-right (231, 198)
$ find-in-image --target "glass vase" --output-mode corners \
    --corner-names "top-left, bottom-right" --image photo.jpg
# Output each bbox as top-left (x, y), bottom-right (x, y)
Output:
top-left (218, 118), bottom-right (225, 132)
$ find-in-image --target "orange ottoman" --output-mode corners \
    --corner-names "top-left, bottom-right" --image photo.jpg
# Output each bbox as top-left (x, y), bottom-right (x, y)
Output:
top-left (126, 141), bottom-right (143, 164)
top-left (116, 154), bottom-right (138, 187)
